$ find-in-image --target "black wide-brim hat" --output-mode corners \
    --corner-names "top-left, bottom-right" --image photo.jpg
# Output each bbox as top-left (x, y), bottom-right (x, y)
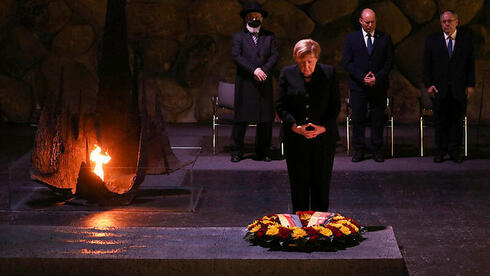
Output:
top-left (240, 2), bottom-right (268, 18)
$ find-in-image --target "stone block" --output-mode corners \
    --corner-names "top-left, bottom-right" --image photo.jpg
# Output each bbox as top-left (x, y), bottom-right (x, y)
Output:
top-left (263, 0), bottom-right (315, 39)
top-left (0, 225), bottom-right (408, 276)
top-left (308, 0), bottom-right (358, 26)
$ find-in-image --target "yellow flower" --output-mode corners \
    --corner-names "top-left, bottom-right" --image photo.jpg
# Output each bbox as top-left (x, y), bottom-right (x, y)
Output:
top-left (314, 226), bottom-right (333, 237)
top-left (299, 213), bottom-right (312, 221)
top-left (337, 220), bottom-right (359, 233)
top-left (250, 224), bottom-right (261, 233)
top-left (320, 228), bottom-right (333, 237)
top-left (333, 215), bottom-right (345, 220)
top-left (248, 220), bottom-right (259, 229)
top-left (339, 226), bottom-right (351, 235)
top-left (341, 220), bottom-right (359, 233)
top-left (261, 219), bottom-right (272, 225)
top-left (349, 223), bottom-right (359, 232)
top-left (266, 225), bottom-right (280, 236)
top-left (291, 227), bottom-right (307, 240)
top-left (329, 223), bottom-right (342, 228)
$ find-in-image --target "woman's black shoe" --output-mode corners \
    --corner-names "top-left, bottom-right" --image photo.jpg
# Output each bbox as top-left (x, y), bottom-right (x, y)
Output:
top-left (433, 154), bottom-right (444, 163)
top-left (352, 151), bottom-right (364, 162)
top-left (230, 155), bottom-right (241, 162)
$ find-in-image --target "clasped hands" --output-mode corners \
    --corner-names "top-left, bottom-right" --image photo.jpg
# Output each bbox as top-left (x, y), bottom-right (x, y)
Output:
top-left (363, 72), bottom-right (376, 87)
top-left (254, 68), bottom-right (267, 81)
top-left (291, 123), bottom-right (326, 139)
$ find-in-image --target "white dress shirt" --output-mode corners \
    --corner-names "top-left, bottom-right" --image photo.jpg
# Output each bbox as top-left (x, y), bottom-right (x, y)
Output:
top-left (362, 28), bottom-right (375, 47)
top-left (444, 29), bottom-right (457, 52)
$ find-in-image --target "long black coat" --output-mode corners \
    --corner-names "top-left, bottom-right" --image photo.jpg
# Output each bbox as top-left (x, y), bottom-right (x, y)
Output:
top-left (232, 28), bottom-right (278, 122)
top-left (423, 29), bottom-right (475, 101)
top-left (276, 64), bottom-right (340, 144)
top-left (342, 30), bottom-right (393, 96)
top-left (275, 63), bottom-right (340, 212)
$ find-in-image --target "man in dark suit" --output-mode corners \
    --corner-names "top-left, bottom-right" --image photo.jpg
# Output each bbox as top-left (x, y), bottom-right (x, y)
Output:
top-left (230, 2), bottom-right (278, 162)
top-left (423, 10), bottom-right (475, 163)
top-left (342, 8), bottom-right (393, 162)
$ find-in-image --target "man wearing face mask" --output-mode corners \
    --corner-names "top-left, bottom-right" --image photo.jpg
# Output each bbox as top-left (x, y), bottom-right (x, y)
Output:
top-left (230, 2), bottom-right (278, 163)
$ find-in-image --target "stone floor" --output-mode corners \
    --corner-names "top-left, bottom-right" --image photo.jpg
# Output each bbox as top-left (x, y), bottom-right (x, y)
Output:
top-left (0, 123), bottom-right (489, 275)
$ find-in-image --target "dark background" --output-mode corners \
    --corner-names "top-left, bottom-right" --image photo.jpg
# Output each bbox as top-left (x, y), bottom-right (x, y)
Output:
top-left (0, 0), bottom-right (489, 124)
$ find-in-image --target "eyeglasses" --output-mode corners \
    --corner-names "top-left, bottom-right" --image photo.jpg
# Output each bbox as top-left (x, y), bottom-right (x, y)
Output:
top-left (246, 16), bottom-right (262, 21)
top-left (361, 19), bottom-right (375, 25)
top-left (441, 19), bottom-right (456, 24)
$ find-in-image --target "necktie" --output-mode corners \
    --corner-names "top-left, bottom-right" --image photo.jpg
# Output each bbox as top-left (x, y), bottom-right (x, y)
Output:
top-left (366, 33), bottom-right (373, 55)
top-left (447, 37), bottom-right (453, 58)
top-left (251, 32), bottom-right (258, 46)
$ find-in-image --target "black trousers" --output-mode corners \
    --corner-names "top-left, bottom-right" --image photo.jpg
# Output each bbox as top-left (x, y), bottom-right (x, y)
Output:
top-left (432, 92), bottom-right (466, 155)
top-left (230, 122), bottom-right (272, 156)
top-left (350, 90), bottom-right (385, 152)
top-left (284, 135), bottom-right (336, 212)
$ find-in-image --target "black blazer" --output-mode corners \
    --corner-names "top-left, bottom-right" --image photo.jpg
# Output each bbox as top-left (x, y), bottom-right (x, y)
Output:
top-left (342, 30), bottom-right (393, 93)
top-left (232, 28), bottom-right (278, 122)
top-left (275, 64), bottom-right (340, 143)
top-left (423, 29), bottom-right (475, 101)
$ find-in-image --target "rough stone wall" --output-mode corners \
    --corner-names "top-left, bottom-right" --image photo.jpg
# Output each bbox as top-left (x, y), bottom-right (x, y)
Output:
top-left (1, 0), bottom-right (489, 124)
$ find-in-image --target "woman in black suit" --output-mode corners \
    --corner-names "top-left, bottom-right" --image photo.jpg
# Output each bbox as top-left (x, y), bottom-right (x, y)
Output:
top-left (276, 39), bottom-right (340, 212)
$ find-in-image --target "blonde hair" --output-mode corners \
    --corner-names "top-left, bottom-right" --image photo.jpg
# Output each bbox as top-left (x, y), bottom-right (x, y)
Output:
top-left (293, 39), bottom-right (321, 59)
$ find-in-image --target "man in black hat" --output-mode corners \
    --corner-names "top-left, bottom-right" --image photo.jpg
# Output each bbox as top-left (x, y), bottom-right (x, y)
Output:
top-left (230, 1), bottom-right (278, 162)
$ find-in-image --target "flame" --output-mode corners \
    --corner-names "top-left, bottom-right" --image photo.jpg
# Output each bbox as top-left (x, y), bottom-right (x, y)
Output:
top-left (90, 145), bottom-right (111, 181)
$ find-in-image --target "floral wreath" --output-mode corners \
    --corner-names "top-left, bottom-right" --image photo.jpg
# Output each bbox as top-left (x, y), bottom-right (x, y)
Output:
top-left (244, 211), bottom-right (364, 251)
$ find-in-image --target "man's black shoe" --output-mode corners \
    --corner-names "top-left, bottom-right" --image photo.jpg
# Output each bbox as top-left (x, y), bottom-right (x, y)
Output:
top-left (433, 154), bottom-right (444, 163)
top-left (352, 151), bottom-right (364, 162)
top-left (374, 152), bottom-right (384, 162)
top-left (230, 155), bottom-right (241, 163)
top-left (254, 154), bottom-right (272, 162)
top-left (450, 153), bottom-right (463, 163)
